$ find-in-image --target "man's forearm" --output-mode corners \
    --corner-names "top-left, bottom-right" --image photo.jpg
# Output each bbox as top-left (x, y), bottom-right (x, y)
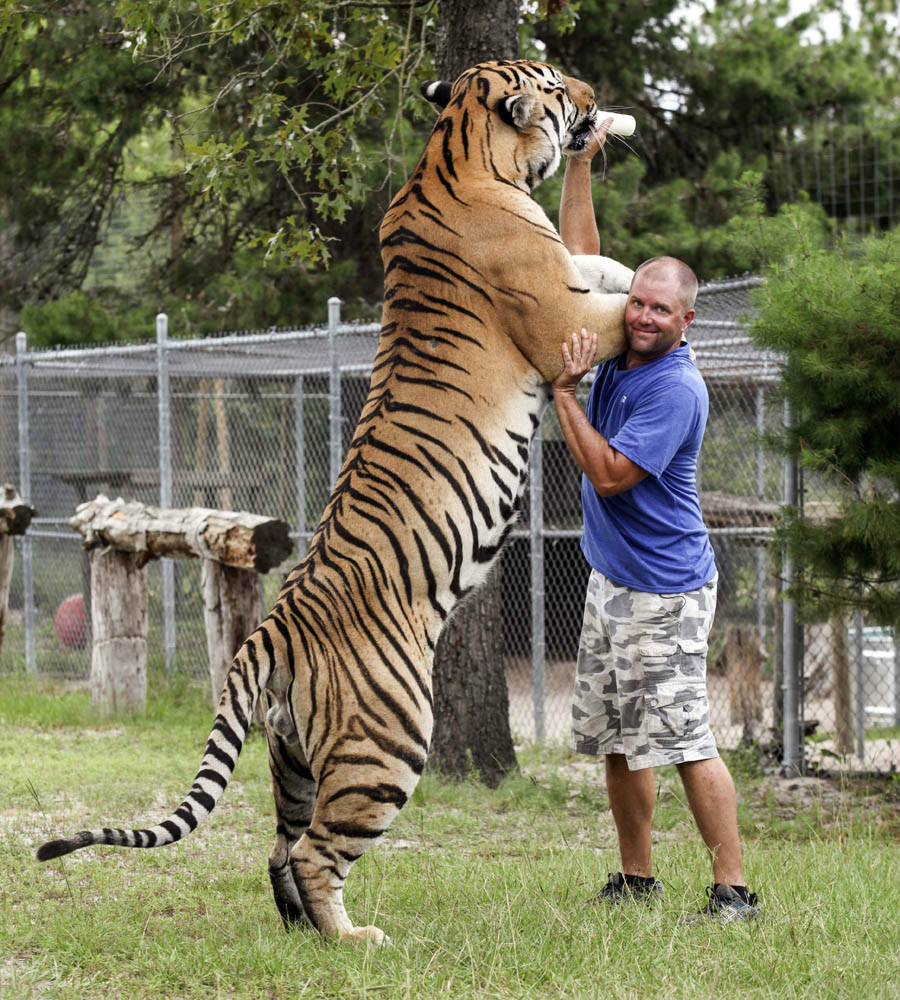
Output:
top-left (553, 390), bottom-right (615, 491)
top-left (560, 158), bottom-right (600, 256)
top-left (553, 390), bottom-right (648, 496)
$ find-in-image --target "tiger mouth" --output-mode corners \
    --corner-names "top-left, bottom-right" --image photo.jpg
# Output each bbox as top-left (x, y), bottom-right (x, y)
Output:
top-left (565, 117), bottom-right (596, 153)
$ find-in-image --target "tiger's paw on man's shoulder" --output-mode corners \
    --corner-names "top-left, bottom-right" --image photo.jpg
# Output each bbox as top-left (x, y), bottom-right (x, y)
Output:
top-left (572, 253), bottom-right (634, 295)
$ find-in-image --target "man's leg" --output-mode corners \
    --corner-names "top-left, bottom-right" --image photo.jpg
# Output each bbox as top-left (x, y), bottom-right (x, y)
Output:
top-left (676, 756), bottom-right (744, 886)
top-left (605, 753), bottom-right (656, 877)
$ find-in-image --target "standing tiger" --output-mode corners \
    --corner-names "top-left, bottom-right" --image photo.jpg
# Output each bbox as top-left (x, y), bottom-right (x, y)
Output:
top-left (37, 60), bottom-right (634, 944)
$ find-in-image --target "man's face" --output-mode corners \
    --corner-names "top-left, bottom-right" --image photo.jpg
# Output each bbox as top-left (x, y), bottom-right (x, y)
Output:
top-left (624, 270), bottom-right (694, 365)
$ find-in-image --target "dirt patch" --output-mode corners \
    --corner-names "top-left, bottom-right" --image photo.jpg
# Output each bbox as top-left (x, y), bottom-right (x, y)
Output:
top-left (752, 773), bottom-right (900, 830)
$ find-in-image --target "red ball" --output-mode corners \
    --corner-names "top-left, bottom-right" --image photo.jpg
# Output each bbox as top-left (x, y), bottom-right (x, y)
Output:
top-left (55, 593), bottom-right (87, 650)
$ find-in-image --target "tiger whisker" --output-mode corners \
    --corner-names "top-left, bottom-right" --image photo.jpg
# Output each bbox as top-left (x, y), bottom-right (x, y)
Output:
top-left (589, 125), bottom-right (610, 179)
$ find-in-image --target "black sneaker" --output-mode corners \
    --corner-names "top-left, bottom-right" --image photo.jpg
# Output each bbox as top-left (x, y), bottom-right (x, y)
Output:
top-left (583, 871), bottom-right (663, 907)
top-left (679, 884), bottom-right (761, 925)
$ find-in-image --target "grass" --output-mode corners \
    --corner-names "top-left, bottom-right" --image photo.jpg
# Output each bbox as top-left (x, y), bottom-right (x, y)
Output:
top-left (2, 675), bottom-right (900, 999)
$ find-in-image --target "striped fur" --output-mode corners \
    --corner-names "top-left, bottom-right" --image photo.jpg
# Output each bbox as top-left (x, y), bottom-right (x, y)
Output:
top-left (36, 60), bottom-right (632, 944)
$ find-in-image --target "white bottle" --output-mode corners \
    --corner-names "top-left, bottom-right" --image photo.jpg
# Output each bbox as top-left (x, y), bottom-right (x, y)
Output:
top-left (599, 111), bottom-right (636, 137)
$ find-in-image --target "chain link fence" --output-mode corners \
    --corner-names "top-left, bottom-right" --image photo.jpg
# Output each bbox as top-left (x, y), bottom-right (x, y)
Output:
top-left (2, 281), bottom-right (898, 774)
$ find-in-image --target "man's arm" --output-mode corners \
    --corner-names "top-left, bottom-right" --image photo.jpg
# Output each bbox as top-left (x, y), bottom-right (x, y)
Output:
top-left (559, 119), bottom-right (612, 256)
top-left (551, 328), bottom-right (649, 497)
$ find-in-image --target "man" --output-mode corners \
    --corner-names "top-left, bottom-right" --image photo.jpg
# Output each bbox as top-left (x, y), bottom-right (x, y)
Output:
top-left (550, 122), bottom-right (760, 924)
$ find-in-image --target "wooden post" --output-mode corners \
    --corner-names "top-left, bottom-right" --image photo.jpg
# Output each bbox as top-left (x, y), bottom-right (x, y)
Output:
top-left (213, 377), bottom-right (233, 511)
top-left (832, 608), bottom-right (853, 755)
top-left (0, 484), bottom-right (37, 658)
top-left (89, 547), bottom-right (148, 715)
top-left (0, 533), bottom-right (13, 659)
top-left (202, 560), bottom-right (264, 716)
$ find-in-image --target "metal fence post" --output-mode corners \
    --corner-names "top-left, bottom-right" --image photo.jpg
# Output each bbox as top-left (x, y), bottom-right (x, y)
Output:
top-left (156, 314), bottom-right (176, 674)
top-left (294, 375), bottom-right (307, 558)
top-left (755, 387), bottom-right (767, 638)
top-left (853, 611), bottom-right (866, 759)
top-left (328, 298), bottom-right (342, 489)
top-left (894, 634), bottom-right (900, 727)
top-left (530, 422), bottom-right (546, 741)
top-left (781, 399), bottom-right (802, 775)
top-left (15, 332), bottom-right (36, 673)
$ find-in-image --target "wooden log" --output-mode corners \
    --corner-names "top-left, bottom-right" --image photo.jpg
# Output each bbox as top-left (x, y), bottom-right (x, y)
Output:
top-left (718, 624), bottom-right (764, 744)
top-left (89, 547), bottom-right (148, 716)
top-left (0, 484), bottom-right (37, 658)
top-left (70, 496), bottom-right (292, 573)
top-left (202, 560), bottom-right (264, 720)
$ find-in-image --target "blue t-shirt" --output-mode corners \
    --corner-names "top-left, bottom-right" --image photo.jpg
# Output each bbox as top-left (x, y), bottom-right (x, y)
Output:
top-left (580, 343), bottom-right (716, 593)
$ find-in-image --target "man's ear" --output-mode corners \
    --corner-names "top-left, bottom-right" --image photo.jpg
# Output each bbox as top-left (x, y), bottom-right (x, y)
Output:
top-left (420, 80), bottom-right (453, 109)
top-left (498, 93), bottom-right (537, 130)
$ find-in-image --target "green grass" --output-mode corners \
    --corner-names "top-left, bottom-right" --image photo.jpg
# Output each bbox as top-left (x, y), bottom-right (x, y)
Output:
top-left (2, 676), bottom-right (900, 999)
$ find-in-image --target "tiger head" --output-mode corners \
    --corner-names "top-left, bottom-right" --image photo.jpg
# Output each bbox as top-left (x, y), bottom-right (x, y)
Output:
top-left (420, 59), bottom-right (600, 193)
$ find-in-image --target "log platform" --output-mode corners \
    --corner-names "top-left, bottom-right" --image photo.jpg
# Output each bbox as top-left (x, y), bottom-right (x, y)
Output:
top-left (70, 495), bottom-right (293, 716)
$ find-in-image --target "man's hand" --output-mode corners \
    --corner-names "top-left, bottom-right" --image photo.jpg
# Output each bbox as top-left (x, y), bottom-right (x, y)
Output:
top-left (552, 327), bottom-right (598, 397)
top-left (552, 326), bottom-right (650, 497)
top-left (571, 116), bottom-right (613, 161)
top-left (560, 118), bottom-right (612, 253)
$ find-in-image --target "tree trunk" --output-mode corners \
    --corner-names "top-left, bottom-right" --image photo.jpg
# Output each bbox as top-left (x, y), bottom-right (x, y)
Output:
top-left (427, 4), bottom-right (521, 786)
top-left (435, 0), bottom-right (519, 79)
top-left (89, 548), bottom-right (148, 716)
top-left (431, 562), bottom-right (518, 788)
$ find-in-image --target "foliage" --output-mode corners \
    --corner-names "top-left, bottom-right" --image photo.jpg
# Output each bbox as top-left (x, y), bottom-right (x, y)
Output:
top-left (3, 0), bottom-right (900, 344)
top-left (1, 0), bottom-right (437, 336)
top-left (115, 0), bottom-right (434, 269)
top-left (541, 0), bottom-right (900, 176)
top-left (747, 214), bottom-right (900, 627)
top-left (0, 1), bottom-right (176, 302)
top-left (18, 252), bottom-right (367, 348)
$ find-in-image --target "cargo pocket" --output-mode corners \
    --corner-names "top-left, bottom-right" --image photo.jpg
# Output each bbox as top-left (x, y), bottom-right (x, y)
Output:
top-left (638, 639), bottom-right (678, 664)
top-left (646, 679), bottom-right (709, 747)
top-left (676, 637), bottom-right (708, 679)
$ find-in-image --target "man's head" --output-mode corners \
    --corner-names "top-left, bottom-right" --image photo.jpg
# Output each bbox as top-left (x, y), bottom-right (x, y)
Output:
top-left (624, 256), bottom-right (697, 367)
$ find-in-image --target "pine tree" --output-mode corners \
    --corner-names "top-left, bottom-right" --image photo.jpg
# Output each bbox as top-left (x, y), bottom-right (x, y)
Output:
top-left (749, 222), bottom-right (900, 627)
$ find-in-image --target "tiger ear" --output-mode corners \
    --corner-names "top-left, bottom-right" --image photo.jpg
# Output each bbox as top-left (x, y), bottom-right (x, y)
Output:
top-left (420, 80), bottom-right (453, 109)
top-left (498, 93), bottom-right (538, 130)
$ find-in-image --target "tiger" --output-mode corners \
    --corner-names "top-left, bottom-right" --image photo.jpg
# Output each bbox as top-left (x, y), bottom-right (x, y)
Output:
top-left (36, 59), bottom-right (634, 945)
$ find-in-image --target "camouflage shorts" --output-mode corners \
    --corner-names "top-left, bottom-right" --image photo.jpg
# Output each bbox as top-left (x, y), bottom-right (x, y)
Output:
top-left (572, 570), bottom-right (719, 770)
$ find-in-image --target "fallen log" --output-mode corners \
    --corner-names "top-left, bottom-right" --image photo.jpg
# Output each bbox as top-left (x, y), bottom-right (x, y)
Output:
top-left (70, 496), bottom-right (292, 573)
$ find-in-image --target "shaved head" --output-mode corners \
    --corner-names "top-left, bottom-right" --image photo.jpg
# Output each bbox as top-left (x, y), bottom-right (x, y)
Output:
top-left (633, 256), bottom-right (698, 314)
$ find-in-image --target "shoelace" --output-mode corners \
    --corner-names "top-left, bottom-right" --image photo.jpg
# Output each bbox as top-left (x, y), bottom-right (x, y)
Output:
top-left (705, 885), bottom-right (753, 914)
top-left (701, 885), bottom-right (720, 914)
